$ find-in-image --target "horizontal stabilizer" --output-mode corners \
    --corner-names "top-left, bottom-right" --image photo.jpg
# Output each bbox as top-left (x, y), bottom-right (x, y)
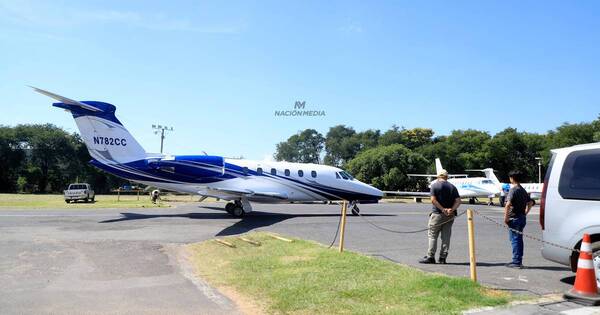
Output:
top-left (29, 86), bottom-right (102, 112)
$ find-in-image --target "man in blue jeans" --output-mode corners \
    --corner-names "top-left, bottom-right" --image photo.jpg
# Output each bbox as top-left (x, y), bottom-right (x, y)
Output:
top-left (503, 170), bottom-right (535, 268)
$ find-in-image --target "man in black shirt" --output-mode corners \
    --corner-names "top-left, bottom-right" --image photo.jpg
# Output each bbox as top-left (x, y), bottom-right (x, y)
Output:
top-left (419, 169), bottom-right (461, 264)
top-left (504, 170), bottom-right (535, 268)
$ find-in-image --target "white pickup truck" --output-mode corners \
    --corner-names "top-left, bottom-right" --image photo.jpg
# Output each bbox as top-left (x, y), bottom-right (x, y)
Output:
top-left (64, 183), bottom-right (95, 203)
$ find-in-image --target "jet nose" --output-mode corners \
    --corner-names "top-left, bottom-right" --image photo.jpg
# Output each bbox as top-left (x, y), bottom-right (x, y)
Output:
top-left (371, 186), bottom-right (383, 199)
top-left (359, 181), bottom-right (383, 200)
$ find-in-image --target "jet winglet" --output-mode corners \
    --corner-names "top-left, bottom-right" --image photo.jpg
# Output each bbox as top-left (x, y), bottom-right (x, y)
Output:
top-left (29, 86), bottom-right (102, 112)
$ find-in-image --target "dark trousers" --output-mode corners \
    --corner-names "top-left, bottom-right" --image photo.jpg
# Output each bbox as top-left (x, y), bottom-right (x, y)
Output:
top-left (508, 215), bottom-right (527, 264)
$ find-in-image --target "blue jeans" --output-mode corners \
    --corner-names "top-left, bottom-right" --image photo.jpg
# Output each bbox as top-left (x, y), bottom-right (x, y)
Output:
top-left (508, 215), bottom-right (527, 264)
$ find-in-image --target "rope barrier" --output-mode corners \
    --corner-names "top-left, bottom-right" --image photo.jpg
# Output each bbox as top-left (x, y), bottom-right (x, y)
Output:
top-left (470, 208), bottom-right (580, 253)
top-left (357, 208), bottom-right (467, 234)
top-left (351, 205), bottom-right (579, 253)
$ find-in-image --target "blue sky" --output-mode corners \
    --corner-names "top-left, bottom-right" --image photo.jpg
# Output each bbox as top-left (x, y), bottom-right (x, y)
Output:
top-left (1, 1), bottom-right (599, 160)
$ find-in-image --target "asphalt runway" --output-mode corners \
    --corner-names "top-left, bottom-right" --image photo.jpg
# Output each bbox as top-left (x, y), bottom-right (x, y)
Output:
top-left (0, 201), bottom-right (573, 314)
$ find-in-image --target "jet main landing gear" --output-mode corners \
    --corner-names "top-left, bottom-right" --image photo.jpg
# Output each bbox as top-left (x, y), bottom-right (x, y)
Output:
top-left (225, 200), bottom-right (245, 218)
top-left (224, 199), bottom-right (253, 218)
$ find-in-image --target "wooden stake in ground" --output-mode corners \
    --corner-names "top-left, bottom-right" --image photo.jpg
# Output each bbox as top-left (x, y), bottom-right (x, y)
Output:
top-left (467, 208), bottom-right (477, 282)
top-left (339, 201), bottom-right (348, 253)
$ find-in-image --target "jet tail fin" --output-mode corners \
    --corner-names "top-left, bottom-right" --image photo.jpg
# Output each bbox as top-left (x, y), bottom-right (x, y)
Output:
top-left (32, 86), bottom-right (148, 164)
top-left (435, 158), bottom-right (443, 175)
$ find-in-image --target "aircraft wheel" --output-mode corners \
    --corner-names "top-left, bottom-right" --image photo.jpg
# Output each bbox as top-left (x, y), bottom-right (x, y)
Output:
top-left (351, 204), bottom-right (360, 216)
top-left (469, 198), bottom-right (475, 205)
top-left (225, 202), bottom-right (235, 214)
top-left (231, 206), bottom-right (245, 218)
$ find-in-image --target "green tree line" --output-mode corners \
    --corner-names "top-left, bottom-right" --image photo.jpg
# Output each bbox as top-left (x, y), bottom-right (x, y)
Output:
top-left (274, 116), bottom-right (600, 191)
top-left (0, 124), bottom-right (129, 193)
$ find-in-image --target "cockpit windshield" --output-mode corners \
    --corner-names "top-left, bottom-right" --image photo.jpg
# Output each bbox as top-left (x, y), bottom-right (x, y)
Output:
top-left (481, 179), bottom-right (493, 184)
top-left (338, 171), bottom-right (354, 180)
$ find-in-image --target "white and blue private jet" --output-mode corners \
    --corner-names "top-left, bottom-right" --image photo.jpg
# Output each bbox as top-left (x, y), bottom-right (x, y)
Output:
top-left (33, 87), bottom-right (383, 217)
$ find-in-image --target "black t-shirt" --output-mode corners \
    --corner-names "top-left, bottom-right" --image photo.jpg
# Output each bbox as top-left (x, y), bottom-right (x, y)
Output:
top-left (430, 180), bottom-right (460, 214)
top-left (506, 184), bottom-right (531, 217)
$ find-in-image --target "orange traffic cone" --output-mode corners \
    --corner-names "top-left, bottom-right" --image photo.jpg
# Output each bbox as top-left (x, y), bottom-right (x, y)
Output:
top-left (564, 233), bottom-right (600, 305)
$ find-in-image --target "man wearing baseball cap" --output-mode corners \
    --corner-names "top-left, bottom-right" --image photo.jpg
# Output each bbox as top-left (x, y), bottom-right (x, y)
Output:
top-left (419, 169), bottom-right (461, 264)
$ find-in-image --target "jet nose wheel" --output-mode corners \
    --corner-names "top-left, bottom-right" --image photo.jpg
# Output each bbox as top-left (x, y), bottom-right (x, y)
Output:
top-left (351, 204), bottom-right (360, 216)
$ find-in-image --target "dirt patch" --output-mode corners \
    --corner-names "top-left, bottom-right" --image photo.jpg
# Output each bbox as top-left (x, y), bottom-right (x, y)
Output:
top-left (177, 245), bottom-right (265, 315)
top-left (217, 285), bottom-right (266, 315)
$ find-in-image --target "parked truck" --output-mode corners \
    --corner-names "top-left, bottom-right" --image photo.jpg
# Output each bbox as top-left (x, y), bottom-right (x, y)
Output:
top-left (64, 183), bottom-right (95, 203)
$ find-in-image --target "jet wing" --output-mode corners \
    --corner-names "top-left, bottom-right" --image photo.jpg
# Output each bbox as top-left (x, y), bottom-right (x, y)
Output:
top-left (202, 186), bottom-right (288, 200)
top-left (383, 191), bottom-right (430, 197)
top-left (407, 174), bottom-right (468, 178)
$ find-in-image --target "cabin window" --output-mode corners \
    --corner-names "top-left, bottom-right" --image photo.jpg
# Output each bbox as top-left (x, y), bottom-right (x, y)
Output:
top-left (284, 169), bottom-right (290, 176)
top-left (311, 170), bottom-right (317, 178)
top-left (271, 168), bottom-right (277, 175)
top-left (298, 170), bottom-right (304, 177)
top-left (257, 167), bottom-right (263, 175)
top-left (242, 167), bottom-right (248, 175)
top-left (336, 172), bottom-right (341, 179)
top-left (339, 172), bottom-right (349, 180)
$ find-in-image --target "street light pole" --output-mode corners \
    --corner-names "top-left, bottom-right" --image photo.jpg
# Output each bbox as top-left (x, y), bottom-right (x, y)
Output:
top-left (535, 157), bottom-right (542, 183)
top-left (160, 128), bottom-right (165, 153)
top-left (152, 124), bottom-right (174, 154)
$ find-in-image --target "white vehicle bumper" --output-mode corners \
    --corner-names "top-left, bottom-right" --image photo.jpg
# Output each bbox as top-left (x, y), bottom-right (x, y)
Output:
top-left (65, 194), bottom-right (87, 200)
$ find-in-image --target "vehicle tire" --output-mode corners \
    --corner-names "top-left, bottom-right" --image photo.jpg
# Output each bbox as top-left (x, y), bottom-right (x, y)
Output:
top-left (225, 202), bottom-right (235, 214)
top-left (231, 206), bottom-right (245, 218)
top-left (91, 196), bottom-right (95, 202)
top-left (593, 242), bottom-right (600, 287)
top-left (65, 200), bottom-right (70, 204)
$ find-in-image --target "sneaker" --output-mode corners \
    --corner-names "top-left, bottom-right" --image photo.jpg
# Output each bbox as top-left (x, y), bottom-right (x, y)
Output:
top-left (438, 258), bottom-right (447, 264)
top-left (419, 256), bottom-right (436, 264)
top-left (505, 262), bottom-right (522, 269)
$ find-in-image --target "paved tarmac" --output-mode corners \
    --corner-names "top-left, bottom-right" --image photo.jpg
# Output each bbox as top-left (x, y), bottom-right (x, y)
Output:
top-left (0, 201), bottom-right (579, 314)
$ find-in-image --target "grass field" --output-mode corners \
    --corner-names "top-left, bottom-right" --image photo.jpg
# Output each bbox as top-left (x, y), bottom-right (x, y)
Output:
top-left (188, 232), bottom-right (512, 315)
top-left (0, 193), bottom-right (211, 209)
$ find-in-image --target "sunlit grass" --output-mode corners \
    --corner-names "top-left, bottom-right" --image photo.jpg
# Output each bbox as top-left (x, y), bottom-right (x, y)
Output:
top-left (188, 232), bottom-right (512, 315)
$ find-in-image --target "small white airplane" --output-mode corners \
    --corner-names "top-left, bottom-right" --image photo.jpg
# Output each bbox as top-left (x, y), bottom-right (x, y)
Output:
top-left (33, 87), bottom-right (383, 217)
top-left (466, 168), bottom-right (543, 201)
top-left (386, 158), bottom-right (499, 205)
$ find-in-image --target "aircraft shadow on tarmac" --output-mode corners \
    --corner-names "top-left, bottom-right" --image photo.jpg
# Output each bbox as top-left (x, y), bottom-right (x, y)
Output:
top-left (99, 207), bottom-right (394, 237)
